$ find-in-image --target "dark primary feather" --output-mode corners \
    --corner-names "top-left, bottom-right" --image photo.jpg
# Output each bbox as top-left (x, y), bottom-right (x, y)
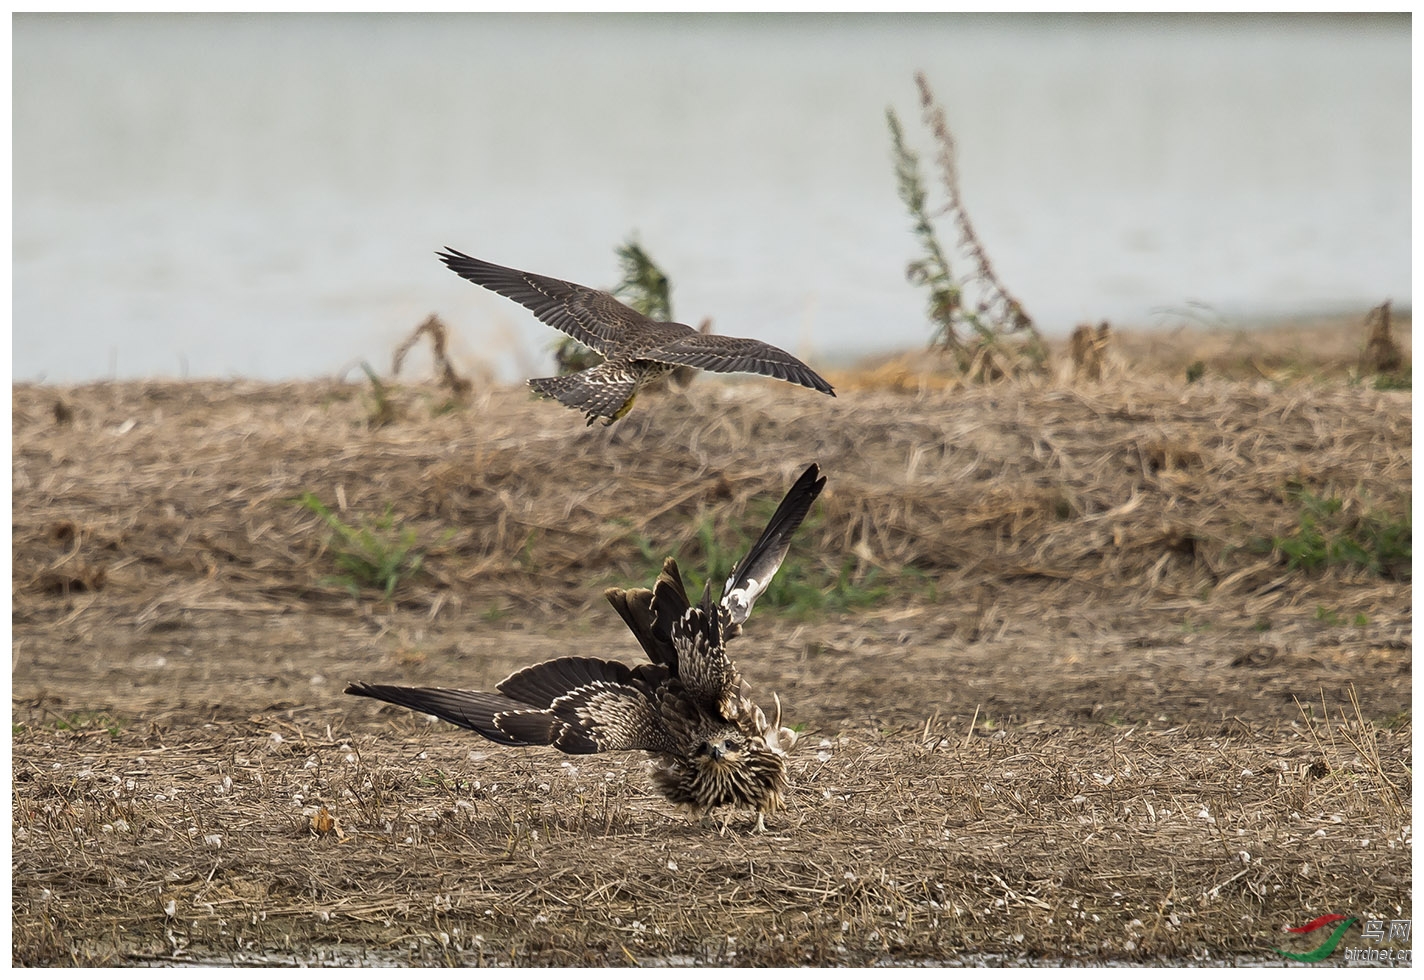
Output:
top-left (642, 333), bottom-right (835, 394)
top-left (604, 556), bottom-right (692, 672)
top-left (436, 247), bottom-right (649, 355)
top-left (344, 682), bottom-right (532, 746)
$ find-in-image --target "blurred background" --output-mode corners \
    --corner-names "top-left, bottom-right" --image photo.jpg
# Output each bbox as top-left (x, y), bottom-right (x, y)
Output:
top-left (12, 12), bottom-right (1411, 384)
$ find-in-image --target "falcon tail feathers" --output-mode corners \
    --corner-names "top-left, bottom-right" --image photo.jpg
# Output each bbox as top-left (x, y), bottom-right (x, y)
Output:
top-left (604, 586), bottom-right (666, 665)
top-left (606, 555), bottom-right (696, 672)
top-left (529, 364), bottom-right (640, 426)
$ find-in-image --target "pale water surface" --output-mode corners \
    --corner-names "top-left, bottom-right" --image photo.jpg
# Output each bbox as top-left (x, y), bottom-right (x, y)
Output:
top-left (12, 13), bottom-right (1412, 383)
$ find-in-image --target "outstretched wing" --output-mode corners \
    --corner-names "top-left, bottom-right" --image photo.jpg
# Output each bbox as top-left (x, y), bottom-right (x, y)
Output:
top-left (722, 463), bottom-right (826, 631)
top-left (641, 332), bottom-right (835, 395)
top-left (436, 248), bottom-right (651, 356)
top-left (348, 656), bottom-right (680, 756)
top-left (345, 681), bottom-right (538, 747)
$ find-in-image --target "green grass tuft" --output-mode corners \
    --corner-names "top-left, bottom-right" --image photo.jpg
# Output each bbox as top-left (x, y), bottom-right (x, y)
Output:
top-left (294, 493), bottom-right (431, 600)
top-left (1252, 487), bottom-right (1410, 580)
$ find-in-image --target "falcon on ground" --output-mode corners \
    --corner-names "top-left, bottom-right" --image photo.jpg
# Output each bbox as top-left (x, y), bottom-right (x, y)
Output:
top-left (347, 463), bottom-right (827, 831)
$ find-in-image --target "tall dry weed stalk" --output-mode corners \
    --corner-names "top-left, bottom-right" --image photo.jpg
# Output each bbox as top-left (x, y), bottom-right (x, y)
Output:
top-left (888, 71), bottom-right (1046, 379)
top-left (1069, 322), bottom-right (1111, 381)
top-left (393, 314), bottom-right (473, 402)
top-left (1359, 300), bottom-right (1403, 374)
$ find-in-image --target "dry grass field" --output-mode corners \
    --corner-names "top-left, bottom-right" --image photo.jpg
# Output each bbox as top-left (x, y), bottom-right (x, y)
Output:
top-left (11, 318), bottom-right (1412, 965)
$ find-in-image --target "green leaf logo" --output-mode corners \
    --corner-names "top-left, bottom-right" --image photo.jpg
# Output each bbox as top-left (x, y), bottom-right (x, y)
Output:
top-left (1273, 914), bottom-right (1358, 962)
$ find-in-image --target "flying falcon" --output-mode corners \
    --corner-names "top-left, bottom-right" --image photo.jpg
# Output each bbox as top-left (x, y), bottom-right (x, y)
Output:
top-left (436, 248), bottom-right (835, 425)
top-left (347, 463), bottom-right (826, 831)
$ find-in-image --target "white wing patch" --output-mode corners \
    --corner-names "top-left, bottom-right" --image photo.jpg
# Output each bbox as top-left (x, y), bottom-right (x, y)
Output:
top-left (721, 576), bottom-right (762, 626)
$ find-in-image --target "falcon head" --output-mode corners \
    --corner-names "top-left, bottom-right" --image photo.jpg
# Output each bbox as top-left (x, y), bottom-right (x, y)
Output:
top-left (654, 721), bottom-right (791, 821)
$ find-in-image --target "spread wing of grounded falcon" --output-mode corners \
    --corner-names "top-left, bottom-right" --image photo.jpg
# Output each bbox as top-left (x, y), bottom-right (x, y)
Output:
top-left (347, 463), bottom-right (827, 832)
top-left (436, 248), bottom-right (835, 426)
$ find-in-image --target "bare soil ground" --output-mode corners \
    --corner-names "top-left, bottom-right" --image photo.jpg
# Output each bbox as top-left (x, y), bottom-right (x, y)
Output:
top-left (11, 319), bottom-right (1412, 965)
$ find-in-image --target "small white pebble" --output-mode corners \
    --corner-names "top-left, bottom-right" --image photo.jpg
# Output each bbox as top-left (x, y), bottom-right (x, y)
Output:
top-left (164, 900), bottom-right (177, 918)
top-left (268, 733), bottom-right (283, 746)
top-left (204, 834), bottom-right (222, 848)
top-left (666, 859), bottom-right (678, 871)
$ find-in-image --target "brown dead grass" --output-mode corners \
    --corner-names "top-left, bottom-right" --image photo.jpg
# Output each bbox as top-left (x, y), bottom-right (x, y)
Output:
top-left (10, 700), bottom-right (1410, 966)
top-left (11, 317), bottom-right (1412, 965)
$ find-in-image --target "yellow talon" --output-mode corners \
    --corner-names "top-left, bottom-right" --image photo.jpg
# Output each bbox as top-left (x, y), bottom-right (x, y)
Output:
top-left (605, 394), bottom-right (637, 425)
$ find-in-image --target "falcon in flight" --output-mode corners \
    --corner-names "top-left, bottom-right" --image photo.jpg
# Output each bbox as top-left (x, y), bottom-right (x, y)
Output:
top-left (436, 248), bottom-right (835, 425)
top-left (347, 463), bottom-right (826, 831)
